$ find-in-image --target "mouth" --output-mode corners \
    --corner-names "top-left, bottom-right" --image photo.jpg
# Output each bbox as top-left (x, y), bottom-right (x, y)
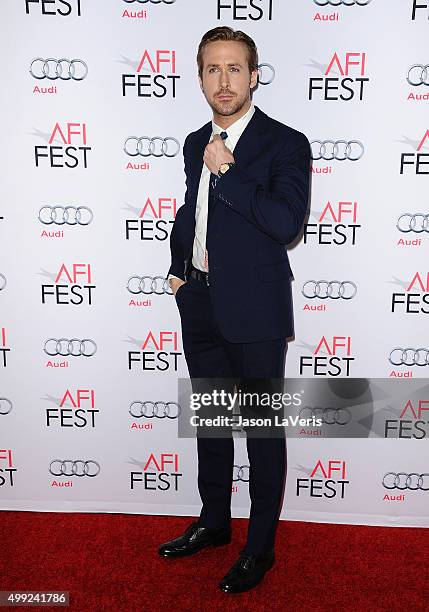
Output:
top-left (217, 93), bottom-right (234, 101)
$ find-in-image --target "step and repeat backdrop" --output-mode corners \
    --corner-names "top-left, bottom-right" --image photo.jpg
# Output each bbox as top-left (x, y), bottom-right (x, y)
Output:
top-left (1, 0), bottom-right (428, 527)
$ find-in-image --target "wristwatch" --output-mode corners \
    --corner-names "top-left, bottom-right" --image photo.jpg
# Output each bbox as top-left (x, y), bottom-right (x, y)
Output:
top-left (218, 162), bottom-right (235, 178)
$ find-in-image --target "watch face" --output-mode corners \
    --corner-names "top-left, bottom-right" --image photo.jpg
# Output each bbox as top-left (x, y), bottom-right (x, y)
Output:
top-left (220, 163), bottom-right (229, 174)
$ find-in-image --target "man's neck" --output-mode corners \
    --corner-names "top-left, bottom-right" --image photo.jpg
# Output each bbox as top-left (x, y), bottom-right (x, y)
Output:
top-left (212, 100), bottom-right (252, 130)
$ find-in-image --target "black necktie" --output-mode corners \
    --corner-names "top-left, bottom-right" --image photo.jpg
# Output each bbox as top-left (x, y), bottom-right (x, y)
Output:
top-left (205, 131), bottom-right (228, 270)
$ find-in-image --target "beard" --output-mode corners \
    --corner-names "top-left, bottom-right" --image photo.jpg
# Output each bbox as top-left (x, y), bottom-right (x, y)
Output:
top-left (206, 89), bottom-right (250, 117)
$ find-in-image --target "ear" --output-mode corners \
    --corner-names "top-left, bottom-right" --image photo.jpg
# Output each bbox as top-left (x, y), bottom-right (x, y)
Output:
top-left (198, 75), bottom-right (204, 91)
top-left (250, 68), bottom-right (258, 90)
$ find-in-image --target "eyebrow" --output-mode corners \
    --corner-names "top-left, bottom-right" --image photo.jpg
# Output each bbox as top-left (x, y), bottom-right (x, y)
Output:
top-left (206, 63), bottom-right (243, 69)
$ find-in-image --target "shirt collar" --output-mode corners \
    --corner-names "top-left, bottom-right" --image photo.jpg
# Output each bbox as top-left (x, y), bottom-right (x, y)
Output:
top-left (211, 103), bottom-right (255, 142)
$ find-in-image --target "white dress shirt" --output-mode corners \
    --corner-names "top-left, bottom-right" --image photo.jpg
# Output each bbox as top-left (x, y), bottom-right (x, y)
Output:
top-left (169, 103), bottom-right (255, 281)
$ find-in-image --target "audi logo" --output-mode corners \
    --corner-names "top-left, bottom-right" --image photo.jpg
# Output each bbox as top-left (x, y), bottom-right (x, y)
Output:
top-left (302, 280), bottom-right (357, 300)
top-left (0, 398), bottom-right (12, 415)
top-left (30, 58), bottom-right (88, 81)
top-left (127, 276), bottom-right (173, 295)
top-left (389, 348), bottom-right (429, 367)
top-left (397, 213), bottom-right (429, 233)
top-left (38, 206), bottom-right (93, 226)
top-left (407, 64), bottom-right (429, 86)
top-left (44, 338), bottom-right (97, 357)
top-left (129, 401), bottom-right (181, 419)
top-left (257, 63), bottom-right (275, 86)
top-left (313, 0), bottom-right (372, 4)
top-left (0, 273), bottom-right (6, 291)
top-left (124, 137), bottom-right (180, 158)
top-left (382, 473), bottom-right (429, 491)
top-left (123, 0), bottom-right (176, 3)
top-left (49, 460), bottom-right (100, 477)
top-left (233, 465), bottom-right (250, 482)
top-left (311, 140), bottom-right (364, 161)
top-left (299, 406), bottom-right (351, 425)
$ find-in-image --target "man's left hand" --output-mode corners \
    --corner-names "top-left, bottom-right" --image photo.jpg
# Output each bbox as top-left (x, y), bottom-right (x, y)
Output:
top-left (204, 134), bottom-right (235, 175)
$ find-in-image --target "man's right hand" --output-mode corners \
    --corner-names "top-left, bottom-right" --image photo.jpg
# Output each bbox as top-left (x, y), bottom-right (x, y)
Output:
top-left (169, 277), bottom-right (186, 296)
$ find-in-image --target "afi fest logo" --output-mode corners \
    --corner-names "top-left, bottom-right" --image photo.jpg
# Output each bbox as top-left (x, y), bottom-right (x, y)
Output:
top-left (124, 196), bottom-right (177, 241)
top-left (296, 460), bottom-right (350, 498)
top-left (45, 389), bottom-right (98, 428)
top-left (299, 336), bottom-right (354, 376)
top-left (216, 0), bottom-right (273, 20)
top-left (384, 398), bottom-right (429, 439)
top-left (400, 130), bottom-right (429, 175)
top-left (34, 122), bottom-right (91, 168)
top-left (0, 327), bottom-right (10, 368)
top-left (304, 201), bottom-right (360, 245)
top-left (130, 453), bottom-right (182, 491)
top-left (41, 263), bottom-right (95, 305)
top-left (309, 52), bottom-right (369, 101)
top-left (411, 1), bottom-right (429, 19)
top-left (25, 0), bottom-right (82, 15)
top-left (0, 450), bottom-right (17, 487)
top-left (127, 331), bottom-right (182, 372)
top-left (121, 50), bottom-right (179, 98)
top-left (391, 272), bottom-right (429, 314)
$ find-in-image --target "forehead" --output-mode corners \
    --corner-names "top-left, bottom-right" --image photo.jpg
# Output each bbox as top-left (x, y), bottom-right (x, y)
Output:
top-left (201, 40), bottom-right (248, 66)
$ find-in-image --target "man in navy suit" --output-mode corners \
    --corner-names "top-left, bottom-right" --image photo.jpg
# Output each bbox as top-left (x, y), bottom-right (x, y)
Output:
top-left (158, 26), bottom-right (310, 593)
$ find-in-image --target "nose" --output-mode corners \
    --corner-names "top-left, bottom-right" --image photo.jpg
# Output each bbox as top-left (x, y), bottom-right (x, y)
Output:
top-left (219, 67), bottom-right (230, 89)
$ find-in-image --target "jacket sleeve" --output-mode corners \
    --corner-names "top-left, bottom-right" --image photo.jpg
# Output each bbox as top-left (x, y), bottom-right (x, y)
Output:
top-left (212, 132), bottom-right (311, 245)
top-left (166, 136), bottom-right (191, 281)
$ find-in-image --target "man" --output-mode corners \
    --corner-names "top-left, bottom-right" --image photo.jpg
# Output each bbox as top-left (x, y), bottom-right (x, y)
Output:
top-left (159, 26), bottom-right (310, 593)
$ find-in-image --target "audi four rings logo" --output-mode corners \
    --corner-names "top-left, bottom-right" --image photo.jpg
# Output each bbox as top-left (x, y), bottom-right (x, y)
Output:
top-left (38, 206), bottom-right (93, 226)
top-left (397, 213), bottom-right (429, 233)
top-left (257, 63), bottom-right (275, 85)
top-left (302, 281), bottom-right (357, 300)
top-left (124, 137), bottom-right (180, 158)
top-left (30, 58), bottom-right (88, 81)
top-left (389, 348), bottom-right (429, 366)
top-left (313, 0), bottom-right (372, 4)
top-left (407, 65), bottom-right (429, 86)
top-left (310, 140), bottom-right (364, 161)
top-left (382, 473), bottom-right (429, 491)
top-left (44, 338), bottom-right (97, 357)
top-left (0, 273), bottom-right (6, 291)
top-left (49, 460), bottom-right (100, 477)
top-left (129, 401), bottom-right (181, 418)
top-left (0, 398), bottom-right (13, 415)
top-left (233, 465), bottom-right (250, 482)
top-left (127, 276), bottom-right (172, 295)
top-left (299, 406), bottom-right (351, 425)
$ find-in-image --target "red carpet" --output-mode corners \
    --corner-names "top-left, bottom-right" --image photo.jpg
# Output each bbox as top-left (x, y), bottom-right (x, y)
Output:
top-left (1, 512), bottom-right (428, 611)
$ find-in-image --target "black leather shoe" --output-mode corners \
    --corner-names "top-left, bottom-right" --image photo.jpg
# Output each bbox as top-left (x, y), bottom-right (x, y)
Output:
top-left (219, 549), bottom-right (275, 593)
top-left (158, 521), bottom-right (231, 558)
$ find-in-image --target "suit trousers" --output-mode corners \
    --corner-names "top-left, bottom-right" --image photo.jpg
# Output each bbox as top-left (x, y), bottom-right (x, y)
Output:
top-left (175, 273), bottom-right (287, 555)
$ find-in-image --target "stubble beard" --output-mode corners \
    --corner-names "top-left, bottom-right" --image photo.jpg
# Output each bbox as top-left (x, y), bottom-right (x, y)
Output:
top-left (207, 91), bottom-right (250, 118)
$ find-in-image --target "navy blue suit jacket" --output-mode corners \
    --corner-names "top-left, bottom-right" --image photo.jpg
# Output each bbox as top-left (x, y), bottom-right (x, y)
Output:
top-left (167, 106), bottom-right (311, 343)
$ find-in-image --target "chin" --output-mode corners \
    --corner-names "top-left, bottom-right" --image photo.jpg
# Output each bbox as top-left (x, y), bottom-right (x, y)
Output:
top-left (212, 100), bottom-right (244, 117)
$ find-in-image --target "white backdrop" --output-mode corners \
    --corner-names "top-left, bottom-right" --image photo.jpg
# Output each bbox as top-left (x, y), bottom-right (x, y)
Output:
top-left (1, 0), bottom-right (428, 527)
